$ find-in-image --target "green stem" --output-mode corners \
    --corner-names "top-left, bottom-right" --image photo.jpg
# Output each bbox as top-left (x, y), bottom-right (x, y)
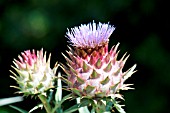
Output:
top-left (38, 95), bottom-right (52, 113)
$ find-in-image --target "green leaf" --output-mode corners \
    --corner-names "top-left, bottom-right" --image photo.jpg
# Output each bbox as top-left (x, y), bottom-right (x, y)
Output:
top-left (63, 104), bottom-right (80, 113)
top-left (64, 100), bottom-right (89, 113)
top-left (59, 94), bottom-right (72, 105)
top-left (64, 98), bottom-right (92, 113)
top-left (78, 106), bottom-right (90, 113)
top-left (0, 96), bottom-right (23, 106)
top-left (76, 97), bottom-right (90, 113)
top-left (52, 94), bottom-right (72, 113)
top-left (9, 105), bottom-right (28, 113)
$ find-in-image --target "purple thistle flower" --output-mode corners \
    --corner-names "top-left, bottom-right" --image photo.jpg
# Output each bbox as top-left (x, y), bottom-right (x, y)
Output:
top-left (66, 21), bottom-right (115, 48)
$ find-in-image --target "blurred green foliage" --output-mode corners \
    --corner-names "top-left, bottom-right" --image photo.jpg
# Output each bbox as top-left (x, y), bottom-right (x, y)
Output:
top-left (0, 0), bottom-right (169, 113)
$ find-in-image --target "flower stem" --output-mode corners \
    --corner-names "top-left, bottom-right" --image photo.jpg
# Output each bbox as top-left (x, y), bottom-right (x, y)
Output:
top-left (38, 95), bottom-right (51, 113)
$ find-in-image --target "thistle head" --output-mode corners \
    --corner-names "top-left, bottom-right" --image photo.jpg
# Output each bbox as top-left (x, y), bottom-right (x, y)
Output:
top-left (10, 49), bottom-right (58, 96)
top-left (62, 21), bottom-right (136, 100)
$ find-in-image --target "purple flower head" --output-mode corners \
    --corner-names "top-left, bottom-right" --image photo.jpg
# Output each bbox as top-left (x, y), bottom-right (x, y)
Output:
top-left (66, 21), bottom-right (115, 48)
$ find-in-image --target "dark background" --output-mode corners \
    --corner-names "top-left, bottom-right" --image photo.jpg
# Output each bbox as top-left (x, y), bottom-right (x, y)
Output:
top-left (0, 0), bottom-right (169, 113)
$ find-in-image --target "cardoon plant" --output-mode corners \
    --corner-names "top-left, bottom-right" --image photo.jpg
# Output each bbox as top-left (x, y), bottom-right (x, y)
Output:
top-left (61, 21), bottom-right (136, 113)
top-left (1, 21), bottom-right (137, 113)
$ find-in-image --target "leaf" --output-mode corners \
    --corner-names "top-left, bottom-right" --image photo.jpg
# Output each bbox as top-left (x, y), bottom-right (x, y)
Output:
top-left (55, 72), bottom-right (62, 103)
top-left (76, 97), bottom-right (90, 113)
top-left (0, 96), bottom-right (23, 106)
top-left (78, 106), bottom-right (90, 113)
top-left (28, 104), bottom-right (43, 113)
top-left (64, 98), bottom-right (92, 113)
top-left (9, 105), bottom-right (28, 113)
top-left (63, 104), bottom-right (80, 113)
top-left (52, 94), bottom-right (72, 113)
top-left (53, 72), bottom-right (63, 113)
